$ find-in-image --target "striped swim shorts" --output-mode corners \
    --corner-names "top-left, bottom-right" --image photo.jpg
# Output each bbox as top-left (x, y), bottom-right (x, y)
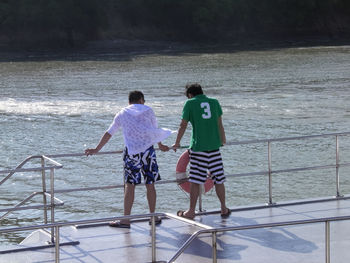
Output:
top-left (123, 146), bottom-right (161, 185)
top-left (188, 149), bottom-right (225, 185)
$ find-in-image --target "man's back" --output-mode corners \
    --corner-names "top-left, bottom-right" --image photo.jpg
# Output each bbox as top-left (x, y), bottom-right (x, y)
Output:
top-left (108, 104), bottom-right (171, 155)
top-left (182, 94), bottom-right (223, 151)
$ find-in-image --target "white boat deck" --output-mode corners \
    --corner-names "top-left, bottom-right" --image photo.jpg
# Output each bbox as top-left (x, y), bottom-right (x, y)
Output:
top-left (2, 197), bottom-right (350, 263)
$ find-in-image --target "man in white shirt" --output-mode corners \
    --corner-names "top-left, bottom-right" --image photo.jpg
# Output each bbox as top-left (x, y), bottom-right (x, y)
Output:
top-left (85, 91), bottom-right (171, 228)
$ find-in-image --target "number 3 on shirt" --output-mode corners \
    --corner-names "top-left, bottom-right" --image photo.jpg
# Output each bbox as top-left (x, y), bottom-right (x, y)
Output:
top-left (201, 102), bottom-right (212, 119)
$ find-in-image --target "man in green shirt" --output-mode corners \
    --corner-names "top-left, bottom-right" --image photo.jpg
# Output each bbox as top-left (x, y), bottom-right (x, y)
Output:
top-left (173, 83), bottom-right (230, 219)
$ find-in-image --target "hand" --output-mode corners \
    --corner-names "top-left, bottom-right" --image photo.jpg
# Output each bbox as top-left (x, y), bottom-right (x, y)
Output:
top-left (85, 148), bottom-right (98, 156)
top-left (171, 143), bottom-right (180, 152)
top-left (222, 138), bottom-right (226, 145)
top-left (158, 144), bottom-right (169, 152)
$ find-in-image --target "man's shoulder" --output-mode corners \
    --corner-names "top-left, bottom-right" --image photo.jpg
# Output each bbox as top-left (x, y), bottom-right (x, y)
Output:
top-left (121, 104), bottom-right (154, 115)
top-left (183, 98), bottom-right (195, 107)
top-left (184, 95), bottom-right (220, 106)
top-left (201, 96), bottom-right (220, 105)
top-left (207, 97), bottom-right (218, 102)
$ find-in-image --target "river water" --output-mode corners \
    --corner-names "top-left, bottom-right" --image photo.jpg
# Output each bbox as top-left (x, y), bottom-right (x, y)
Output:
top-left (1, 45), bottom-right (350, 245)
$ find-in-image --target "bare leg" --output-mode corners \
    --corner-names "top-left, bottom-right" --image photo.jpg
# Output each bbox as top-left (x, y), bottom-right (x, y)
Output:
top-left (215, 183), bottom-right (228, 214)
top-left (146, 183), bottom-right (156, 213)
top-left (123, 183), bottom-right (135, 224)
top-left (181, 182), bottom-right (199, 219)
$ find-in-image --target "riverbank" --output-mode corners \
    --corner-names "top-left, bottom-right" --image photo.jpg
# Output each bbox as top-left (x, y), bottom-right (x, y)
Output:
top-left (1, 36), bottom-right (350, 62)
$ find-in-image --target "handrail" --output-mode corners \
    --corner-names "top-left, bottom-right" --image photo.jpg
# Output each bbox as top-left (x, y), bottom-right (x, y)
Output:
top-left (0, 192), bottom-right (64, 219)
top-left (1, 132), bottom-right (350, 219)
top-left (167, 213), bottom-right (350, 263)
top-left (0, 166), bottom-right (63, 175)
top-left (225, 131), bottom-right (350, 145)
top-left (0, 156), bottom-right (64, 240)
top-left (0, 156), bottom-right (36, 184)
top-left (0, 157), bottom-right (63, 179)
top-left (1, 131), bottom-right (350, 262)
top-left (1, 211), bottom-right (350, 263)
top-left (0, 212), bottom-right (164, 262)
top-left (2, 131), bottom-right (350, 176)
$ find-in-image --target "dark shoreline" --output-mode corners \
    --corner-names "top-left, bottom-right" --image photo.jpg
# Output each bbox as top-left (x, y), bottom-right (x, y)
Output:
top-left (1, 37), bottom-right (350, 62)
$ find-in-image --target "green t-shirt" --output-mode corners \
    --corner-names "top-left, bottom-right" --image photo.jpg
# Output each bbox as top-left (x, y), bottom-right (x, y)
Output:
top-left (182, 94), bottom-right (223, 151)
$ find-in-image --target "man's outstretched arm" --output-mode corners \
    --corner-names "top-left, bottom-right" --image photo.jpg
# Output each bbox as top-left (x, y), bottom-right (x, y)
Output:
top-left (172, 119), bottom-right (188, 150)
top-left (85, 132), bottom-right (112, 156)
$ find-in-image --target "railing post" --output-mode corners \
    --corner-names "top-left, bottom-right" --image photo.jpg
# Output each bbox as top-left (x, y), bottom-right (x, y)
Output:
top-left (268, 141), bottom-right (274, 205)
top-left (41, 156), bottom-right (48, 224)
top-left (335, 136), bottom-right (342, 198)
top-left (50, 168), bottom-right (55, 244)
top-left (212, 231), bottom-right (217, 263)
top-left (325, 221), bottom-right (330, 263)
top-left (55, 226), bottom-right (60, 263)
top-left (151, 215), bottom-right (156, 262)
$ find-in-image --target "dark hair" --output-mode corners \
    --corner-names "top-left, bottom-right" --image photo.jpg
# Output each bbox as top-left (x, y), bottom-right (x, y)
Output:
top-left (185, 83), bottom-right (203, 98)
top-left (129, 90), bottom-right (144, 103)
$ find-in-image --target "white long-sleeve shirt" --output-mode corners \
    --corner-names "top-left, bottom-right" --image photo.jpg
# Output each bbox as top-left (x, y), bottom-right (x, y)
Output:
top-left (107, 104), bottom-right (173, 155)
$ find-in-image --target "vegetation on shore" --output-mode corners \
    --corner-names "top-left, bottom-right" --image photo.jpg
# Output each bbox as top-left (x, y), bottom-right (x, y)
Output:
top-left (0, 0), bottom-right (349, 50)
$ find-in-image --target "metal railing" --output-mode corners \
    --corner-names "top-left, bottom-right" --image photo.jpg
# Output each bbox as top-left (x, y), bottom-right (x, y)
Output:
top-left (0, 155), bottom-right (65, 243)
top-left (224, 131), bottom-right (350, 204)
top-left (1, 210), bottom-right (350, 263)
top-left (1, 132), bottom-right (350, 213)
top-left (1, 132), bottom-right (350, 262)
top-left (2, 131), bottom-right (350, 218)
top-left (0, 213), bottom-right (163, 262)
top-left (167, 212), bottom-right (350, 263)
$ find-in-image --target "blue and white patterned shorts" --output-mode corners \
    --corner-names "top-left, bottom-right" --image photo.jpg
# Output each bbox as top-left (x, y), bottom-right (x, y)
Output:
top-left (123, 146), bottom-right (161, 185)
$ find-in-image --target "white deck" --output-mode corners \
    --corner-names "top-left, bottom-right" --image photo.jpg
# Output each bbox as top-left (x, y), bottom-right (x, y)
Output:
top-left (1, 197), bottom-right (350, 263)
